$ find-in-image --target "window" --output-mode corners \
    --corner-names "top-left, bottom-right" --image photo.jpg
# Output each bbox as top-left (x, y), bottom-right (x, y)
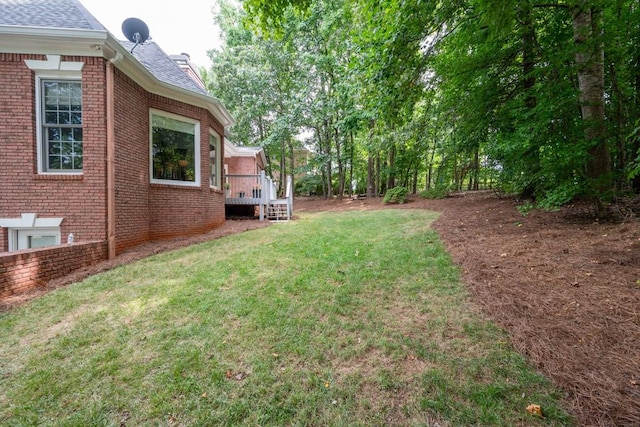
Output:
top-left (150, 110), bottom-right (200, 186)
top-left (13, 228), bottom-right (60, 251)
top-left (209, 131), bottom-right (221, 188)
top-left (25, 55), bottom-right (84, 174)
top-left (0, 213), bottom-right (63, 252)
top-left (41, 80), bottom-right (83, 172)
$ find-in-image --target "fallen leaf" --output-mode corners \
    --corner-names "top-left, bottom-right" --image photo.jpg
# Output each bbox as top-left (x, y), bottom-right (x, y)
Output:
top-left (526, 403), bottom-right (543, 417)
top-left (201, 392), bottom-right (208, 398)
top-left (500, 253), bottom-right (508, 257)
top-left (225, 369), bottom-right (233, 379)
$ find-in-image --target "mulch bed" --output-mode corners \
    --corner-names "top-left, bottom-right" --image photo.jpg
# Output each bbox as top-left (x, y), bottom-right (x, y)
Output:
top-left (2, 192), bottom-right (639, 426)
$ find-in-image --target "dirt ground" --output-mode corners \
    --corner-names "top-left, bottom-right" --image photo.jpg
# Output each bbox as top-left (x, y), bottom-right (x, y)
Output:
top-left (2, 192), bottom-right (639, 426)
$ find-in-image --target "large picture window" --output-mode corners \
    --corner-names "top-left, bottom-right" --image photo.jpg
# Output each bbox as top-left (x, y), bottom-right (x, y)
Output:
top-left (41, 80), bottom-right (83, 172)
top-left (150, 110), bottom-right (200, 186)
top-left (209, 131), bottom-right (221, 188)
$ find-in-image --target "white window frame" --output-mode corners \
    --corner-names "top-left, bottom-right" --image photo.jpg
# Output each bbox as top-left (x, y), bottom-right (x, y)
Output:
top-left (149, 109), bottom-right (201, 187)
top-left (25, 55), bottom-right (84, 175)
top-left (0, 213), bottom-right (63, 252)
top-left (209, 130), bottom-right (221, 189)
top-left (10, 228), bottom-right (61, 251)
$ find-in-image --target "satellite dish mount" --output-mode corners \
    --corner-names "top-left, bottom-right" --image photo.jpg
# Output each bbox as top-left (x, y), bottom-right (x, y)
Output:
top-left (122, 17), bottom-right (150, 53)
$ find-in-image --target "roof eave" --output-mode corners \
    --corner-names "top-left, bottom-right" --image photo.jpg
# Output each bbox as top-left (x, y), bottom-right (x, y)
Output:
top-left (0, 26), bottom-right (234, 128)
top-left (104, 36), bottom-right (234, 128)
top-left (0, 25), bottom-right (109, 56)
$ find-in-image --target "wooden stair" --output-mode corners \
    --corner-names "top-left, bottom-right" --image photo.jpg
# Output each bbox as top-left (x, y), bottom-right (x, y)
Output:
top-left (266, 202), bottom-right (289, 221)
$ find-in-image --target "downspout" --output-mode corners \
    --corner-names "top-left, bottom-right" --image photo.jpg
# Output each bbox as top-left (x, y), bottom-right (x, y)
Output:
top-left (106, 57), bottom-right (118, 259)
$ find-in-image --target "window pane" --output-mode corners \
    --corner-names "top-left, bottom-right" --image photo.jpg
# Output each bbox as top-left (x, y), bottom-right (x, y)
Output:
top-left (47, 127), bottom-right (61, 143)
top-left (152, 113), bottom-right (197, 183)
top-left (45, 112), bottom-right (58, 124)
top-left (209, 133), bottom-right (218, 187)
top-left (42, 80), bottom-right (82, 172)
top-left (61, 155), bottom-right (73, 169)
top-left (28, 235), bottom-right (57, 249)
top-left (48, 156), bottom-right (61, 169)
top-left (73, 155), bottom-right (83, 169)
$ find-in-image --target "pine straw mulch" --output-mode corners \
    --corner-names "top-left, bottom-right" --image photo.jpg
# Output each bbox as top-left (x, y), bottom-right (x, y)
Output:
top-left (294, 193), bottom-right (640, 427)
top-left (2, 192), bottom-right (639, 425)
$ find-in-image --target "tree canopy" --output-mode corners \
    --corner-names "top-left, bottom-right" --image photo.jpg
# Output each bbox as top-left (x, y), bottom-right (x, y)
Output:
top-left (205, 0), bottom-right (640, 206)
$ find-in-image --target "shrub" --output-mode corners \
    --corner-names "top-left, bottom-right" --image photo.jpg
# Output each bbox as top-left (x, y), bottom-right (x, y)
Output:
top-left (383, 186), bottom-right (409, 204)
top-left (419, 186), bottom-right (449, 200)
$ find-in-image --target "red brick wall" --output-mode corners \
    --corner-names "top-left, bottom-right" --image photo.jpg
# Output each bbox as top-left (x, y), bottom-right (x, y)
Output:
top-left (1, 54), bottom-right (226, 258)
top-left (112, 71), bottom-right (226, 252)
top-left (226, 156), bottom-right (260, 175)
top-left (0, 54), bottom-right (108, 251)
top-left (112, 69), bottom-right (152, 253)
top-left (0, 241), bottom-right (107, 298)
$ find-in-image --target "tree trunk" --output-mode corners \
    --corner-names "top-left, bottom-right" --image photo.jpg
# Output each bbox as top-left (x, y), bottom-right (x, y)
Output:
top-left (335, 125), bottom-right (344, 199)
top-left (387, 144), bottom-right (396, 190)
top-left (375, 153), bottom-right (381, 196)
top-left (280, 137), bottom-right (286, 196)
top-left (288, 137), bottom-right (295, 198)
top-left (571, 1), bottom-right (610, 190)
top-left (349, 131), bottom-right (354, 197)
top-left (367, 155), bottom-right (375, 198)
top-left (323, 118), bottom-right (333, 199)
top-left (367, 119), bottom-right (376, 198)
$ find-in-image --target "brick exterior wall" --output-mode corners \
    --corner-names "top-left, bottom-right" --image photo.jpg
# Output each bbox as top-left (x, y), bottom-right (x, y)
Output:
top-left (0, 241), bottom-right (107, 298)
top-left (225, 156), bottom-right (261, 176)
top-left (0, 53), bottom-right (227, 298)
top-left (0, 54), bottom-right (108, 252)
top-left (113, 71), bottom-right (226, 252)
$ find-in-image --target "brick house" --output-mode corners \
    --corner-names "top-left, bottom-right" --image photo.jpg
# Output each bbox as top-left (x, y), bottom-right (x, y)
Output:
top-left (0, 0), bottom-right (233, 295)
top-left (224, 139), bottom-right (266, 178)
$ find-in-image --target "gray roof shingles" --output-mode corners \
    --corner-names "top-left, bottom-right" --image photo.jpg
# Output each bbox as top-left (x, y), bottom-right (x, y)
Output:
top-left (0, 0), bottom-right (209, 97)
top-left (0, 0), bottom-right (105, 31)
top-left (121, 41), bottom-right (210, 96)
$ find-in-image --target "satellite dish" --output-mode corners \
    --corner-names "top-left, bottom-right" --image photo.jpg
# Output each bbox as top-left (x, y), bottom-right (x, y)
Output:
top-left (122, 17), bottom-right (149, 52)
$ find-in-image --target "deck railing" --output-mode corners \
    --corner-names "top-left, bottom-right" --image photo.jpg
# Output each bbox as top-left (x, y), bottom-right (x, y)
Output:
top-left (225, 171), bottom-right (292, 220)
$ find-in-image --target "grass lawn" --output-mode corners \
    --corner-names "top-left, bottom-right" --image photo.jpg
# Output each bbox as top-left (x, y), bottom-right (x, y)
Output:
top-left (0, 209), bottom-right (572, 426)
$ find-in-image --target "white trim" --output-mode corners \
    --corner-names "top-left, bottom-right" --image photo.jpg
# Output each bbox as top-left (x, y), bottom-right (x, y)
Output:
top-left (209, 129), bottom-right (221, 189)
top-left (0, 213), bottom-right (63, 228)
top-left (25, 55), bottom-right (84, 71)
top-left (32, 72), bottom-right (84, 174)
top-left (149, 109), bottom-right (201, 187)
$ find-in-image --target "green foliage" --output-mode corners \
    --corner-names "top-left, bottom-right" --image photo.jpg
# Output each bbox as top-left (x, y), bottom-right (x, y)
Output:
top-left (224, 0), bottom-right (640, 208)
top-left (294, 174), bottom-right (323, 196)
top-left (516, 202), bottom-right (535, 217)
top-left (383, 186), bottom-right (409, 204)
top-left (420, 186), bottom-right (449, 200)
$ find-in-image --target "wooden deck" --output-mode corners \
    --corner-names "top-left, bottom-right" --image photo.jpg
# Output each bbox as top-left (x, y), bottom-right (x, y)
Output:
top-left (225, 172), bottom-right (292, 221)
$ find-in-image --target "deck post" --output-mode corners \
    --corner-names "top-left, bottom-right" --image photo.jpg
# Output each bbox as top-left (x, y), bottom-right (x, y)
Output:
top-left (259, 171), bottom-right (265, 221)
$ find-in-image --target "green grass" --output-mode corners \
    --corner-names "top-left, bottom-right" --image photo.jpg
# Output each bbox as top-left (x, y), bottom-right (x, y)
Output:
top-left (0, 209), bottom-right (572, 426)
